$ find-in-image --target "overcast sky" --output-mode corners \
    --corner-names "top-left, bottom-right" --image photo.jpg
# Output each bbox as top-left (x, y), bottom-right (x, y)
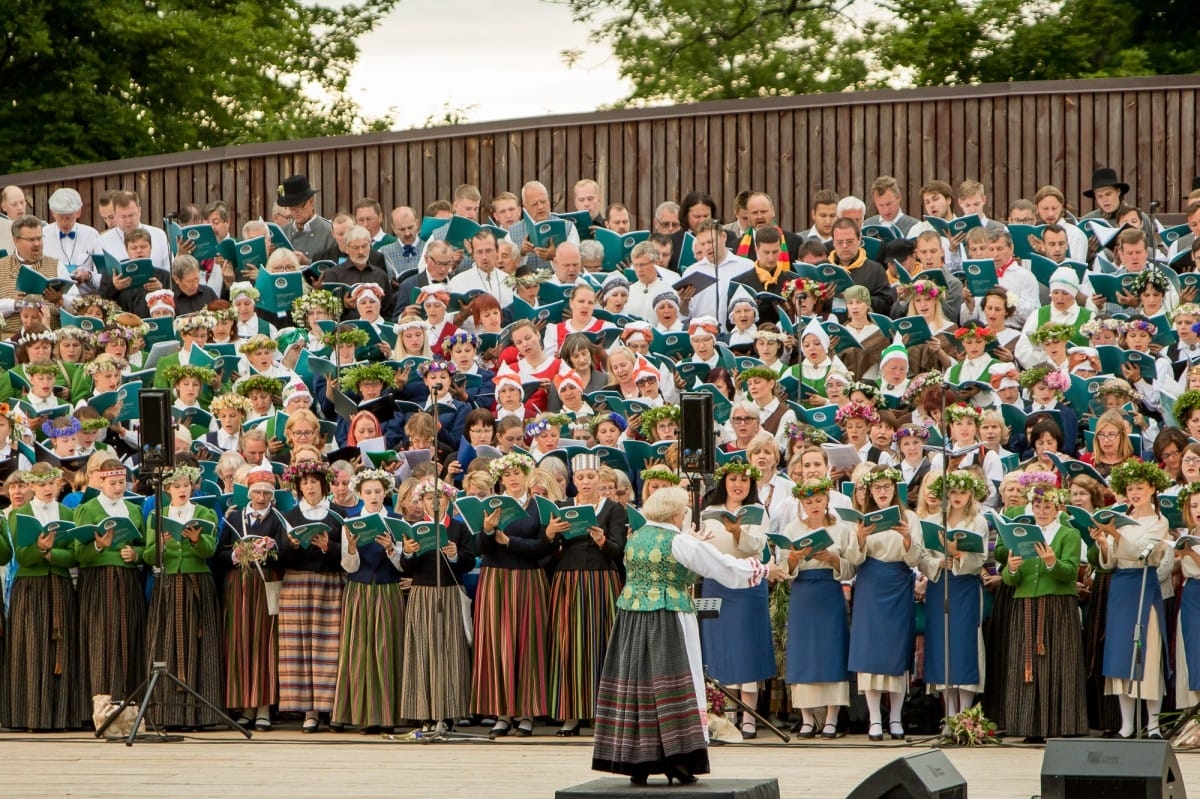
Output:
top-left (345, 0), bottom-right (630, 129)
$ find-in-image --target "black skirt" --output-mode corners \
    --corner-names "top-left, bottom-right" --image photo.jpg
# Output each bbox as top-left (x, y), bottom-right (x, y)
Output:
top-left (145, 572), bottom-right (225, 728)
top-left (78, 565), bottom-right (147, 701)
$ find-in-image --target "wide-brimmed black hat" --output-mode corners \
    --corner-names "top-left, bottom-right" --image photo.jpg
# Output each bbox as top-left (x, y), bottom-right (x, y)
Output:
top-left (1083, 167), bottom-right (1130, 199)
top-left (277, 174), bottom-right (318, 207)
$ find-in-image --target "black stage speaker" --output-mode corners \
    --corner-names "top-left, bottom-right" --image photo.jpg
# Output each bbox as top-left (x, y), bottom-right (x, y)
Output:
top-left (679, 391), bottom-right (715, 474)
top-left (845, 750), bottom-right (967, 799)
top-left (138, 389), bottom-right (175, 469)
top-left (1041, 738), bottom-right (1185, 799)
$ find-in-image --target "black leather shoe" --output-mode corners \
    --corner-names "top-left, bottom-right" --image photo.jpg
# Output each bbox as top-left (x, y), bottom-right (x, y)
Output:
top-left (488, 722), bottom-right (510, 740)
top-left (556, 722), bottom-right (581, 737)
top-left (821, 723), bottom-right (839, 740)
top-left (868, 722), bottom-right (883, 742)
top-left (794, 722), bottom-right (816, 739)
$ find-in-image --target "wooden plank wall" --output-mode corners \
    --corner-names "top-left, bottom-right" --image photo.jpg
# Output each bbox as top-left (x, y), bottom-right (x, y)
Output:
top-left (5, 79), bottom-right (1199, 234)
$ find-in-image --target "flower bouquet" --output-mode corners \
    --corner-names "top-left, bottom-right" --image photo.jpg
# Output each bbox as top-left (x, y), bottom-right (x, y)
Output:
top-left (943, 705), bottom-right (999, 746)
top-left (231, 535), bottom-right (277, 572)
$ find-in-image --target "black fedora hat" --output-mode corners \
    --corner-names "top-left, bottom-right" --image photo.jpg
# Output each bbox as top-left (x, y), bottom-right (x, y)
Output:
top-left (1083, 167), bottom-right (1130, 199)
top-left (277, 174), bottom-right (318, 207)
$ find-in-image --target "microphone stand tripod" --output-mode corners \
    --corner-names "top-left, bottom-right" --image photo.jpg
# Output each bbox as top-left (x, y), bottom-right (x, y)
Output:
top-left (938, 389), bottom-right (953, 740)
top-left (1127, 545), bottom-right (1155, 739)
top-left (95, 445), bottom-right (250, 745)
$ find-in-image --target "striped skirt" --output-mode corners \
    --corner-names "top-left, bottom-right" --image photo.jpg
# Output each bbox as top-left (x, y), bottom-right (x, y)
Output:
top-left (146, 572), bottom-right (225, 728)
top-left (400, 584), bottom-right (471, 721)
top-left (1002, 594), bottom-right (1088, 738)
top-left (332, 581), bottom-right (405, 727)
top-left (1084, 571), bottom-right (1120, 731)
top-left (549, 569), bottom-right (622, 721)
top-left (982, 580), bottom-right (1016, 730)
top-left (0, 574), bottom-right (86, 730)
top-left (78, 565), bottom-right (147, 701)
top-left (278, 571), bottom-right (343, 713)
top-left (592, 609), bottom-right (709, 778)
top-left (471, 566), bottom-right (550, 718)
top-left (223, 569), bottom-right (279, 710)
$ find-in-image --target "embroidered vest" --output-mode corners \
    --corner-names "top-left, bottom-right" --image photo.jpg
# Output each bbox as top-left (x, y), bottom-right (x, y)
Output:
top-left (618, 525), bottom-right (696, 613)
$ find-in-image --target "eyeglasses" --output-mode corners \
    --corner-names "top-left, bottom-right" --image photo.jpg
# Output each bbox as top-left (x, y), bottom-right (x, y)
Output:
top-left (730, 416), bottom-right (757, 423)
top-left (1095, 431), bottom-right (1120, 439)
top-left (15, 235), bottom-right (42, 242)
top-left (291, 428), bottom-right (316, 437)
top-left (430, 259), bottom-right (455, 268)
top-left (1183, 456), bottom-right (1200, 465)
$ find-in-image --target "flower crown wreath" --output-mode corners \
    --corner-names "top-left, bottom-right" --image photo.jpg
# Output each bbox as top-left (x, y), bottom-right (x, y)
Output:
top-left (1080, 317), bottom-right (1127, 339)
top-left (834, 402), bottom-right (879, 426)
top-left (713, 459), bottom-right (762, 482)
top-left (42, 417), bottom-right (82, 439)
top-left (1029, 323), bottom-right (1075, 345)
top-left (944, 403), bottom-right (984, 424)
top-left (638, 404), bottom-right (681, 438)
top-left (1109, 459), bottom-right (1172, 496)
top-left (1128, 268), bottom-right (1171, 296)
top-left (846, 381), bottom-right (881, 401)
top-left (209, 393), bottom-right (254, 417)
top-left (900, 280), bottom-right (941, 300)
top-left (783, 421), bottom-right (829, 445)
top-left (792, 476), bottom-right (833, 499)
top-left (348, 467), bottom-right (396, 495)
top-left (1125, 318), bottom-right (1158, 337)
top-left (901, 371), bottom-right (944, 406)
top-left (281, 460), bottom-right (333, 486)
top-left (414, 479), bottom-right (459, 500)
top-left (292, 290), bottom-right (343, 324)
top-left (894, 423), bottom-right (931, 442)
top-left (1017, 471), bottom-right (1068, 505)
top-left (954, 326), bottom-right (996, 342)
top-left (860, 467), bottom-right (903, 488)
top-left (781, 278), bottom-right (835, 303)
top-left (489, 451), bottom-right (536, 480)
top-left (931, 470), bottom-right (988, 502)
top-left (1018, 365), bottom-right (1069, 392)
top-left (640, 467), bottom-right (681, 485)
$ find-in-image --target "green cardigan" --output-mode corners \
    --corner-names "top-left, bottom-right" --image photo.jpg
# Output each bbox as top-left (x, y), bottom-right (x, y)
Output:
top-left (72, 497), bottom-right (146, 568)
top-left (11, 501), bottom-right (76, 577)
top-left (144, 503), bottom-right (218, 574)
top-left (998, 522), bottom-right (1082, 598)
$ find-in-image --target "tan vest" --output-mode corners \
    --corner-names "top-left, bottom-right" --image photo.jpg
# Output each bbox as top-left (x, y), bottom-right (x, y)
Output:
top-left (0, 254), bottom-right (61, 336)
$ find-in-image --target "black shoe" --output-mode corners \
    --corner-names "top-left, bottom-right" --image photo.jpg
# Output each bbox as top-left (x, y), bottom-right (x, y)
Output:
top-left (328, 722), bottom-right (345, 733)
top-left (1148, 731), bottom-right (1164, 740)
top-left (556, 722), bottom-right (582, 737)
top-left (794, 722), bottom-right (816, 739)
top-left (488, 721), bottom-right (511, 740)
top-left (1022, 736), bottom-right (1046, 744)
top-left (629, 771), bottom-right (649, 786)
top-left (821, 723), bottom-right (839, 740)
top-left (514, 721), bottom-right (534, 737)
top-left (868, 722), bottom-right (883, 742)
top-left (665, 765), bottom-right (697, 785)
top-left (889, 722), bottom-right (905, 740)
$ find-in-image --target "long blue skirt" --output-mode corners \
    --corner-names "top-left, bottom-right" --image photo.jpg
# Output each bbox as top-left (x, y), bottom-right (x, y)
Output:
top-left (848, 558), bottom-right (915, 677)
top-left (923, 571), bottom-right (982, 686)
top-left (698, 579), bottom-right (775, 685)
top-left (786, 570), bottom-right (849, 684)
top-left (1179, 579), bottom-right (1200, 692)
top-left (1102, 567), bottom-right (1167, 681)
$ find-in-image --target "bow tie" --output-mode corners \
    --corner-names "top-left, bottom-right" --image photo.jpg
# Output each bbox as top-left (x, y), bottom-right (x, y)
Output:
top-left (59, 230), bottom-right (75, 240)
top-left (402, 244), bottom-right (416, 257)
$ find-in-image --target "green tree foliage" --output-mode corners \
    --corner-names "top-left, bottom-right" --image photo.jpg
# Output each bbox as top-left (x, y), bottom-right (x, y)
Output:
top-left (560, 0), bottom-right (869, 105)
top-left (562, 0), bottom-right (1200, 105)
top-left (0, 0), bottom-right (398, 171)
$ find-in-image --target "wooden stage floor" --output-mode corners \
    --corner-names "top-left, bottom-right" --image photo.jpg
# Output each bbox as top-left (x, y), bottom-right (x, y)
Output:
top-left (1, 724), bottom-right (1197, 797)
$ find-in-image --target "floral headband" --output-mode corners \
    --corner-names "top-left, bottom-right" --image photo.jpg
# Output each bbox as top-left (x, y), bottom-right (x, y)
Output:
top-left (792, 476), bottom-right (834, 499)
top-left (25, 362), bottom-right (61, 377)
top-left (931, 470), bottom-right (988, 502)
top-left (589, 411), bottom-right (628, 434)
top-left (1018, 365), bottom-right (1069, 392)
top-left (1029, 323), bottom-right (1075, 345)
top-left (79, 417), bottom-right (111, 432)
top-left (713, 459), bottom-right (762, 482)
top-left (323, 327), bottom-right (370, 349)
top-left (236, 375), bottom-right (283, 399)
top-left (24, 466), bottom-right (64, 484)
top-left (900, 280), bottom-right (941, 300)
top-left (783, 421), bottom-right (829, 445)
top-left (943, 403), bottom-right (984, 424)
top-left (94, 326), bottom-right (138, 345)
top-left (42, 417), bottom-right (82, 439)
top-left (418, 360), bottom-right (455, 378)
top-left (162, 364), bottom-right (217, 387)
top-left (84, 354), bottom-right (128, 376)
top-left (901, 371), bottom-right (944, 406)
top-left (781, 278), bottom-right (834, 302)
top-left (239, 334), bottom-right (278, 355)
top-left (750, 328), bottom-right (788, 344)
top-left (1178, 481), bottom-right (1200, 507)
top-left (1128, 268), bottom-right (1171, 296)
top-left (56, 326), bottom-right (89, 342)
top-left (860, 467), bottom-right (903, 487)
top-left (1109, 459), bottom-right (1172, 495)
top-left (504, 269), bottom-right (553, 290)
top-left (846, 381), bottom-right (880, 401)
top-left (164, 465), bottom-right (202, 486)
top-left (638, 404), bottom-right (681, 438)
top-left (414, 479), bottom-right (458, 500)
top-left (349, 467), bottom-right (396, 495)
top-left (1172, 303), bottom-right (1200, 323)
top-left (174, 312), bottom-right (216, 333)
top-left (893, 423), bottom-right (930, 442)
top-left (489, 451), bottom-right (536, 480)
top-left (442, 331), bottom-right (479, 351)
top-left (1125, 318), bottom-right (1158, 337)
top-left (954, 326), bottom-right (996, 342)
top-left (639, 467), bottom-right (680, 485)
top-left (340, 363), bottom-right (397, 395)
top-left (210, 393), bottom-right (254, 416)
top-left (738, 366), bottom-right (779, 385)
top-left (282, 461), bottom-right (333, 485)
top-left (1079, 317), bottom-right (1127, 338)
top-left (292, 289), bottom-right (343, 324)
top-left (16, 329), bottom-right (56, 348)
top-left (834, 402), bottom-right (879, 426)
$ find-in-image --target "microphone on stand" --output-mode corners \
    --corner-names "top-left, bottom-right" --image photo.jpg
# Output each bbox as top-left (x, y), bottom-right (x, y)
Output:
top-left (1138, 542), bottom-right (1157, 561)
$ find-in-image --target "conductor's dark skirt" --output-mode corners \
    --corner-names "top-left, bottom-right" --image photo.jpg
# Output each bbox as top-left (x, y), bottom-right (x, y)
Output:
top-left (399, 584), bottom-right (470, 721)
top-left (1002, 594), bottom-right (1088, 738)
top-left (592, 609), bottom-right (708, 778)
top-left (1, 574), bottom-right (87, 730)
top-left (79, 565), bottom-right (147, 702)
top-left (146, 572), bottom-right (225, 728)
top-left (1083, 571), bottom-right (1120, 731)
top-left (982, 580), bottom-right (1015, 730)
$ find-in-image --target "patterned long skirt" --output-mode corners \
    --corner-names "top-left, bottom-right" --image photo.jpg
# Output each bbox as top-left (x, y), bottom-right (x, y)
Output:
top-left (470, 566), bottom-right (550, 718)
top-left (549, 569), bottom-right (622, 721)
top-left (78, 565), bottom-right (146, 701)
top-left (146, 572), bottom-right (225, 728)
top-left (1, 574), bottom-right (86, 730)
top-left (278, 571), bottom-right (343, 714)
top-left (332, 581), bottom-right (405, 727)
top-left (223, 569), bottom-right (278, 710)
top-left (399, 584), bottom-right (471, 721)
top-left (592, 609), bottom-right (709, 778)
top-left (1002, 594), bottom-right (1088, 738)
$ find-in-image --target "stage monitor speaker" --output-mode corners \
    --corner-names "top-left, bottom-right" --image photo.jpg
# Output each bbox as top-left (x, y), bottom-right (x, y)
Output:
top-left (845, 750), bottom-right (967, 799)
top-left (679, 392), bottom-right (715, 474)
top-left (1040, 738), bottom-right (1185, 799)
top-left (138, 389), bottom-right (175, 469)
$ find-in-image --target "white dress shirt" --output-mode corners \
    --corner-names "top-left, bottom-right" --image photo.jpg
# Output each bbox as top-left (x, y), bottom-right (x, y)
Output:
top-left (98, 224), bottom-right (172, 271)
top-left (43, 221), bottom-right (102, 298)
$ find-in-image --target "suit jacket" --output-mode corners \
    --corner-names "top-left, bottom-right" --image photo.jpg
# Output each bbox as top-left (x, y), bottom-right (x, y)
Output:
top-left (99, 265), bottom-right (173, 317)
